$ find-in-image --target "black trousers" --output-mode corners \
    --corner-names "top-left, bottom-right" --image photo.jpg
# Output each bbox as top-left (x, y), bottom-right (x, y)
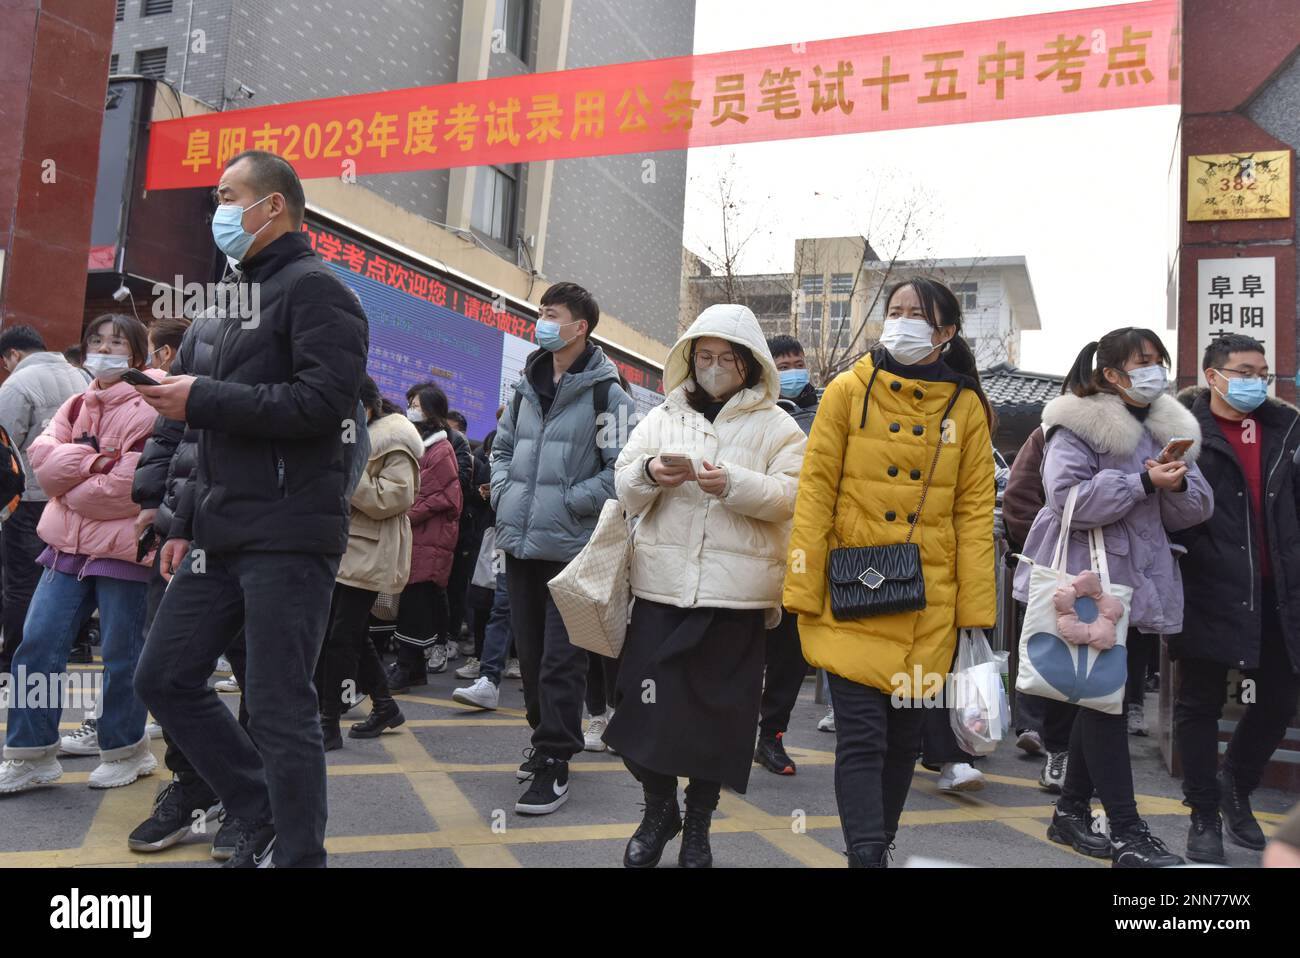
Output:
top-left (1125, 632), bottom-right (1157, 708)
top-left (0, 500), bottom-right (45, 671)
top-left (316, 583), bottom-right (389, 721)
top-left (759, 610), bottom-right (807, 738)
top-left (1015, 692), bottom-right (1078, 753)
top-left (468, 584), bottom-right (493, 659)
top-left (1175, 589), bottom-right (1300, 811)
top-left (1059, 632), bottom-right (1143, 833)
top-left (446, 539), bottom-right (474, 642)
top-left (135, 548), bottom-right (339, 868)
top-left (623, 754), bottom-right (720, 811)
top-left (585, 650), bottom-right (621, 716)
top-left (505, 555), bottom-right (586, 761)
top-left (921, 703), bottom-right (976, 767)
top-left (827, 672), bottom-right (926, 851)
top-left (395, 580), bottom-right (448, 669)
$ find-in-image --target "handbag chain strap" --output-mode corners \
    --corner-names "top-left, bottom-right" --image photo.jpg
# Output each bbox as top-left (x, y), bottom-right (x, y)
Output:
top-left (904, 384), bottom-right (965, 545)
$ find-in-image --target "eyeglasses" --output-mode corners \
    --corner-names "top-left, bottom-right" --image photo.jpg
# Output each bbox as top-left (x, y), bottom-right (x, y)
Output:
top-left (87, 336), bottom-right (130, 350)
top-left (1215, 367), bottom-right (1276, 386)
top-left (695, 350), bottom-right (738, 369)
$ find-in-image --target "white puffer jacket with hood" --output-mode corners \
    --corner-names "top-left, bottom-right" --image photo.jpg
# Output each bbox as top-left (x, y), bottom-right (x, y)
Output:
top-left (615, 304), bottom-right (807, 625)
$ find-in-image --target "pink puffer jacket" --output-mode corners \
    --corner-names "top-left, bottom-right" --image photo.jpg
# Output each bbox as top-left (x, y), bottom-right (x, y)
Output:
top-left (28, 371), bottom-right (164, 564)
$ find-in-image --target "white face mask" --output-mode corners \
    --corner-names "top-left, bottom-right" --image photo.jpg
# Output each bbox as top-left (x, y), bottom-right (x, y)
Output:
top-left (696, 364), bottom-right (740, 398)
top-left (83, 353), bottom-right (131, 383)
top-left (406, 405), bottom-right (425, 423)
top-left (1118, 365), bottom-right (1167, 405)
top-left (880, 318), bottom-right (939, 365)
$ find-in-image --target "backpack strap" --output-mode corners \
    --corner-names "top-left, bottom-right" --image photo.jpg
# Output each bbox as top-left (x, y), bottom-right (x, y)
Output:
top-left (68, 393), bottom-right (85, 427)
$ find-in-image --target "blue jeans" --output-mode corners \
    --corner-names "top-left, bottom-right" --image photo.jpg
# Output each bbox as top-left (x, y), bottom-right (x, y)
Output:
top-left (4, 568), bottom-right (148, 760)
top-left (478, 571), bottom-right (513, 686)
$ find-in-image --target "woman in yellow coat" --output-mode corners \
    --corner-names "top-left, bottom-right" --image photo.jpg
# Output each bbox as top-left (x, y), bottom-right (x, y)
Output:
top-left (783, 278), bottom-right (997, 868)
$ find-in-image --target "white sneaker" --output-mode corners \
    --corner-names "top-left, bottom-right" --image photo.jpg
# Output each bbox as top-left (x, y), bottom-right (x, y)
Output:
top-left (145, 722), bottom-right (163, 740)
top-left (215, 676), bottom-right (240, 693)
top-left (88, 741), bottom-right (157, 789)
top-left (504, 658), bottom-right (522, 680)
top-left (1039, 750), bottom-right (1068, 793)
top-left (426, 644), bottom-right (449, 674)
top-left (584, 712), bottom-right (609, 752)
top-left (817, 707), bottom-right (836, 733)
top-left (342, 692), bottom-right (369, 717)
top-left (937, 762), bottom-right (985, 793)
top-left (451, 675), bottom-right (499, 710)
top-left (60, 717), bottom-right (99, 756)
top-left (444, 641), bottom-right (460, 663)
top-left (0, 756), bottom-right (63, 793)
top-left (454, 657), bottom-right (481, 680)
top-left (215, 656), bottom-right (233, 674)
top-left (1127, 703), bottom-right (1148, 737)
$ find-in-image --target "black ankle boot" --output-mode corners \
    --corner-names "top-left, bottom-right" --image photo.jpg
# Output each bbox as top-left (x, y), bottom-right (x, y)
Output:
top-left (1218, 770), bottom-right (1266, 850)
top-left (623, 791), bottom-right (681, 868)
top-left (678, 803), bottom-right (713, 868)
top-left (1185, 807), bottom-right (1225, 865)
top-left (320, 715), bottom-right (342, 752)
top-left (847, 842), bottom-right (890, 868)
top-left (349, 698), bottom-right (405, 739)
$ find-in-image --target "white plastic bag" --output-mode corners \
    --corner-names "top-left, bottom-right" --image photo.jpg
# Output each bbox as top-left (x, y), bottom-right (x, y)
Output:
top-left (950, 628), bottom-right (1009, 756)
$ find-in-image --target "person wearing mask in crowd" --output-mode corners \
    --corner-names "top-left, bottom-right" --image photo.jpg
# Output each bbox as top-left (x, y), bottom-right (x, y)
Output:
top-left (1014, 327), bottom-right (1213, 868)
top-left (133, 150), bottom-right (368, 868)
top-left (607, 304), bottom-right (805, 867)
top-left (784, 279), bottom-right (997, 868)
top-left (1172, 334), bottom-right (1300, 863)
top-left (385, 383), bottom-right (463, 692)
top-left (582, 371), bottom-right (636, 753)
top-left (404, 383), bottom-right (472, 672)
top-left (0, 314), bottom-right (162, 794)
top-left (319, 377), bottom-right (424, 748)
top-left (456, 427), bottom-right (497, 681)
top-left (1002, 419), bottom-right (1078, 794)
top-left (0, 326), bottom-right (89, 678)
top-left (753, 333), bottom-right (820, 775)
top-left (453, 405), bottom-right (520, 711)
top-left (491, 281), bottom-right (636, 815)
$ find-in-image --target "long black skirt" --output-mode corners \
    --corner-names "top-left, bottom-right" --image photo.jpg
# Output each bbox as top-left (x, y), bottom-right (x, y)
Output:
top-left (604, 597), bottom-right (766, 794)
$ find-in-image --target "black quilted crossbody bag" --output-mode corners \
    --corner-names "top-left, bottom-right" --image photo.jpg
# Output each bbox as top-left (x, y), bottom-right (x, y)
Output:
top-left (828, 368), bottom-right (963, 620)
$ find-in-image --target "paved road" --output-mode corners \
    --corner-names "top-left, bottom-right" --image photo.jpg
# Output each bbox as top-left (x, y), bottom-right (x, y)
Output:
top-left (0, 659), bottom-right (1293, 867)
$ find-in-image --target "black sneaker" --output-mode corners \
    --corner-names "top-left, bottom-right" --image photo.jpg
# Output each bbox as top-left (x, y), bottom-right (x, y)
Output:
top-left (1112, 820), bottom-right (1184, 868)
top-left (127, 778), bottom-right (221, 852)
top-left (320, 716), bottom-right (342, 752)
top-left (1218, 770), bottom-right (1266, 850)
top-left (349, 701), bottom-right (405, 739)
top-left (385, 661), bottom-right (427, 694)
top-left (211, 810), bottom-right (238, 861)
top-left (221, 819), bottom-right (276, 868)
top-left (754, 731), bottom-right (797, 775)
top-left (68, 643), bottom-right (94, 664)
top-left (1046, 803), bottom-right (1111, 858)
top-left (516, 746), bottom-right (547, 782)
top-left (1185, 807), bottom-right (1226, 865)
top-left (514, 757), bottom-right (569, 815)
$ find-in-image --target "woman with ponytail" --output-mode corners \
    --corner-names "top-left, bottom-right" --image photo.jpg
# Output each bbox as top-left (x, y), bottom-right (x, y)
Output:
top-left (1013, 327), bottom-right (1213, 867)
top-left (784, 278), bottom-right (998, 867)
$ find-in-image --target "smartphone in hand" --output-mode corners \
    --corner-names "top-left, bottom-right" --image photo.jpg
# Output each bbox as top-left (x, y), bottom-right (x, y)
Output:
top-left (119, 369), bottom-right (154, 387)
top-left (658, 453), bottom-right (698, 480)
top-left (1157, 437), bottom-right (1195, 464)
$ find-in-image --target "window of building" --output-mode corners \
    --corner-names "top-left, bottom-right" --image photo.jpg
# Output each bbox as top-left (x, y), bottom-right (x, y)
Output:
top-left (493, 0), bottom-right (530, 61)
top-left (134, 47), bottom-right (167, 79)
top-left (109, 53), bottom-right (119, 74)
top-left (830, 272), bottom-right (854, 296)
top-left (828, 297), bottom-right (853, 349)
top-left (471, 164), bottom-right (519, 247)
top-left (952, 281), bottom-right (979, 311)
top-left (143, 0), bottom-right (173, 16)
top-left (116, 0), bottom-right (126, 21)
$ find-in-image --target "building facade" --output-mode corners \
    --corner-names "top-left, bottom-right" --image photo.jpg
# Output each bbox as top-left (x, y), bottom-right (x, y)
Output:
top-left (108, 0), bottom-right (694, 351)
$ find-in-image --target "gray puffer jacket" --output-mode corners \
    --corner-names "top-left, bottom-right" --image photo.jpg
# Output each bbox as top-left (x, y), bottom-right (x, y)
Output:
top-left (491, 343), bottom-right (635, 562)
top-left (0, 352), bottom-right (89, 501)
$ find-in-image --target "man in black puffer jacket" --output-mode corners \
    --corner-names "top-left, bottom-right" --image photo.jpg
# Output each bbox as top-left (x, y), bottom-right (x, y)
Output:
top-left (134, 151), bottom-right (368, 869)
top-left (1172, 334), bottom-right (1300, 866)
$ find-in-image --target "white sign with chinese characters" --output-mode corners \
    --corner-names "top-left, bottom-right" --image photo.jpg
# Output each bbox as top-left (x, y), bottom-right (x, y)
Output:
top-left (1197, 257), bottom-right (1276, 394)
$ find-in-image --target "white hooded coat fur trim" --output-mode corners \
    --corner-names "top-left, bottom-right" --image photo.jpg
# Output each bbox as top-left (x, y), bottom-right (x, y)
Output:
top-left (615, 303), bottom-right (807, 624)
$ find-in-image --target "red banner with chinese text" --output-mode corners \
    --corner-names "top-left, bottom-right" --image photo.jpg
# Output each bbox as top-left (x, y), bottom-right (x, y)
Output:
top-left (145, 0), bottom-right (1178, 190)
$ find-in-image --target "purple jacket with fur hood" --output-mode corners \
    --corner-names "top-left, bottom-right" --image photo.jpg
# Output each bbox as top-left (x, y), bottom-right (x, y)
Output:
top-left (1012, 391), bottom-right (1214, 634)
